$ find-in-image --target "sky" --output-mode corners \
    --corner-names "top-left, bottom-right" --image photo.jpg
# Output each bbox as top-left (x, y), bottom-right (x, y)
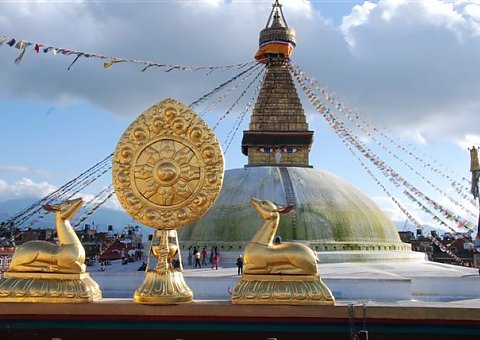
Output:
top-left (1, 0), bottom-right (480, 232)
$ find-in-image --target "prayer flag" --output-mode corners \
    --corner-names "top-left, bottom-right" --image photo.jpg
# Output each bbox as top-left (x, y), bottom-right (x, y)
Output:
top-left (14, 47), bottom-right (27, 64)
top-left (14, 40), bottom-right (26, 49)
top-left (103, 59), bottom-right (124, 68)
top-left (470, 146), bottom-right (480, 199)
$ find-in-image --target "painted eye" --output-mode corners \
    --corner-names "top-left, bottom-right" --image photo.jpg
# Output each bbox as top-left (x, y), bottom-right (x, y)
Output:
top-left (283, 147), bottom-right (298, 154)
top-left (259, 147), bottom-right (273, 153)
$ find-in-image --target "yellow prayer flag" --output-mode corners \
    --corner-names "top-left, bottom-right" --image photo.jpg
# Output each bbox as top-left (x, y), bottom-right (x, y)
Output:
top-left (14, 40), bottom-right (27, 50)
top-left (103, 59), bottom-right (125, 68)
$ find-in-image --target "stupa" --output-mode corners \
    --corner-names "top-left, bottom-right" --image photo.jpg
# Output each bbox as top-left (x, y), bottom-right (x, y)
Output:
top-left (178, 1), bottom-right (417, 263)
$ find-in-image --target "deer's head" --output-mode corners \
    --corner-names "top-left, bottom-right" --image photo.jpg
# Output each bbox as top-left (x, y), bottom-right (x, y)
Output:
top-left (250, 197), bottom-right (293, 220)
top-left (43, 197), bottom-right (84, 220)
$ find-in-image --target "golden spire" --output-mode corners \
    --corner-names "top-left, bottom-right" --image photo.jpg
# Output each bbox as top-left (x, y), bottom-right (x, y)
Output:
top-left (242, 1), bottom-right (313, 168)
top-left (255, 0), bottom-right (296, 62)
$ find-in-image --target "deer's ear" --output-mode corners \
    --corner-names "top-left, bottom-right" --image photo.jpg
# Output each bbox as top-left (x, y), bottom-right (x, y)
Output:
top-left (276, 205), bottom-right (294, 214)
top-left (42, 204), bottom-right (55, 212)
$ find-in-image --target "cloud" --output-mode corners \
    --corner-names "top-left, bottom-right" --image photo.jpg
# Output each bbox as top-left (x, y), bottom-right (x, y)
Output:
top-left (0, 0), bottom-right (479, 147)
top-left (0, 1), bottom-right (271, 115)
top-left (0, 177), bottom-right (123, 214)
top-left (335, 0), bottom-right (480, 144)
top-left (81, 189), bottom-right (123, 212)
top-left (457, 133), bottom-right (480, 149)
top-left (0, 178), bottom-right (57, 202)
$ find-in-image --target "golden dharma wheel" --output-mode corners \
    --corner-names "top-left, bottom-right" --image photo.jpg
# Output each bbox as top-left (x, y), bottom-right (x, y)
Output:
top-left (112, 98), bottom-right (224, 230)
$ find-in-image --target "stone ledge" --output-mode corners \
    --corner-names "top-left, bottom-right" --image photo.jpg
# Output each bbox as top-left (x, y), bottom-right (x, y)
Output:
top-left (1, 300), bottom-right (479, 339)
top-left (0, 299), bottom-right (479, 321)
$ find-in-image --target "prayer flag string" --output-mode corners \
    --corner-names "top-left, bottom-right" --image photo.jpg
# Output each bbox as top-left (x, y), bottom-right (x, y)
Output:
top-left (0, 33), bottom-right (255, 73)
top-left (213, 67), bottom-right (265, 131)
top-left (22, 162), bottom-right (112, 229)
top-left (73, 184), bottom-right (115, 229)
top-left (3, 154), bottom-right (113, 227)
top-left (199, 63), bottom-right (264, 117)
top-left (290, 64), bottom-right (473, 200)
top-left (290, 65), bottom-right (477, 234)
top-left (224, 69), bottom-right (266, 153)
top-left (290, 65), bottom-right (477, 219)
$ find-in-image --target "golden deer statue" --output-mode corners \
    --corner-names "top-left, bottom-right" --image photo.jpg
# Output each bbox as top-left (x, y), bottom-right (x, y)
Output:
top-left (9, 197), bottom-right (86, 274)
top-left (243, 198), bottom-right (318, 275)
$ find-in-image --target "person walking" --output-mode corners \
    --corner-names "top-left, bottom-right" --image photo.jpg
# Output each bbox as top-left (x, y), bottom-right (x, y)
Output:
top-left (209, 247), bottom-right (215, 264)
top-left (201, 247), bottom-right (208, 266)
top-left (211, 252), bottom-right (220, 270)
top-left (194, 250), bottom-right (202, 268)
top-left (236, 255), bottom-right (243, 275)
top-left (187, 246), bottom-right (192, 266)
top-left (192, 247), bottom-right (198, 267)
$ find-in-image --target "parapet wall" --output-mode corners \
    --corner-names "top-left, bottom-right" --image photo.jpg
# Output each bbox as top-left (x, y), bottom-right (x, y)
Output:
top-left (0, 300), bottom-right (479, 339)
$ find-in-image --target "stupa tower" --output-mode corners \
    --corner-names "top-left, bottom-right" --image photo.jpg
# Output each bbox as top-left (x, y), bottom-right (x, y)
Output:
top-left (179, 0), bottom-right (411, 261)
top-left (241, 0), bottom-right (313, 167)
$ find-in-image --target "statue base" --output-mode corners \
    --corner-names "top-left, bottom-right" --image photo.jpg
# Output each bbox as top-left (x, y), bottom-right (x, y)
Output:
top-left (231, 274), bottom-right (335, 305)
top-left (134, 269), bottom-right (193, 305)
top-left (0, 271), bottom-right (102, 303)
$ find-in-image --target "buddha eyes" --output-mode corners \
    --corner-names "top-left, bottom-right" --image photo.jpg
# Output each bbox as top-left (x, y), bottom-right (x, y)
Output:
top-left (282, 147), bottom-right (297, 154)
top-left (259, 147), bottom-right (298, 153)
top-left (259, 147), bottom-right (273, 153)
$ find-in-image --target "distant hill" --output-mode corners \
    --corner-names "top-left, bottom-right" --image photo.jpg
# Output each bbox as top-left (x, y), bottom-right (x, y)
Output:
top-left (0, 198), bottom-right (40, 224)
top-left (0, 197), bottom-right (152, 237)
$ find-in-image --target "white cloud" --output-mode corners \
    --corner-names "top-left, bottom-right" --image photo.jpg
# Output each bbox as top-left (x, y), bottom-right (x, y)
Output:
top-left (0, 177), bottom-right (123, 215)
top-left (340, 1), bottom-right (376, 48)
top-left (457, 133), bottom-right (480, 149)
top-left (331, 0), bottom-right (480, 145)
top-left (81, 190), bottom-right (123, 212)
top-left (465, 2), bottom-right (480, 22)
top-left (0, 0), bottom-right (479, 147)
top-left (0, 178), bottom-right (56, 202)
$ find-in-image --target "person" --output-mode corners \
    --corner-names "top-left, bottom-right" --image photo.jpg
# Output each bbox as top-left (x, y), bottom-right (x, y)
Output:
top-left (236, 255), bottom-right (243, 275)
top-left (194, 250), bottom-right (202, 268)
top-left (187, 246), bottom-right (192, 266)
top-left (100, 261), bottom-right (106, 271)
top-left (201, 247), bottom-right (208, 266)
top-left (212, 252), bottom-right (220, 270)
top-left (138, 262), bottom-right (147, 271)
top-left (209, 247), bottom-right (215, 264)
top-left (192, 247), bottom-right (198, 266)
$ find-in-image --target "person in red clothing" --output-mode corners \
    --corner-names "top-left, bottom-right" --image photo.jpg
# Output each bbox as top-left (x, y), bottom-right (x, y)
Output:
top-left (211, 252), bottom-right (220, 270)
top-left (201, 247), bottom-right (208, 266)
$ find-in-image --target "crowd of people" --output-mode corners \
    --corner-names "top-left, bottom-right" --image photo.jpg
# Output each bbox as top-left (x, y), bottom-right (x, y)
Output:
top-left (92, 245), bottom-right (245, 275)
top-left (188, 246), bottom-right (221, 270)
top-left (186, 246), bottom-right (244, 275)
